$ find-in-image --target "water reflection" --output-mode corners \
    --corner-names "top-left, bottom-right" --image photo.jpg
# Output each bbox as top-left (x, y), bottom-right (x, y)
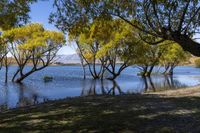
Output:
top-left (81, 80), bottom-right (124, 96)
top-left (0, 83), bottom-right (49, 112)
top-left (79, 76), bottom-right (188, 97)
top-left (141, 76), bottom-right (187, 92)
top-left (16, 83), bottom-right (39, 107)
top-left (0, 84), bottom-right (9, 111)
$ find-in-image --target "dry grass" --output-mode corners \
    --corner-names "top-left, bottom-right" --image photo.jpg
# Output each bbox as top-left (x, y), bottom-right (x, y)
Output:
top-left (145, 85), bottom-right (200, 97)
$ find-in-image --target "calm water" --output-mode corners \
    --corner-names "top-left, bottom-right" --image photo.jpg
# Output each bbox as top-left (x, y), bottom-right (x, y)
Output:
top-left (0, 65), bottom-right (200, 111)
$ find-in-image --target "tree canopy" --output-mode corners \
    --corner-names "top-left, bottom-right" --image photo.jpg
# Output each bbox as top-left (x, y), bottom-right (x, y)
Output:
top-left (50, 0), bottom-right (200, 56)
top-left (2, 23), bottom-right (65, 82)
top-left (0, 0), bottom-right (36, 30)
top-left (69, 18), bottom-right (142, 79)
top-left (160, 42), bottom-right (189, 75)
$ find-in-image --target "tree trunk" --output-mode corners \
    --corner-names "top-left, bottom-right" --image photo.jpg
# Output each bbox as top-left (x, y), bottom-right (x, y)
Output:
top-left (5, 65), bottom-right (8, 83)
top-left (15, 65), bottom-right (47, 83)
top-left (169, 75), bottom-right (175, 88)
top-left (164, 76), bottom-right (172, 88)
top-left (100, 80), bottom-right (107, 95)
top-left (15, 71), bottom-right (33, 83)
top-left (82, 65), bottom-right (86, 79)
top-left (4, 56), bottom-right (8, 83)
top-left (107, 73), bottom-right (119, 80)
top-left (163, 64), bottom-right (170, 75)
top-left (173, 33), bottom-right (200, 56)
top-left (12, 68), bottom-right (20, 82)
top-left (140, 66), bottom-right (148, 77)
top-left (80, 57), bottom-right (86, 79)
top-left (107, 80), bottom-right (122, 95)
top-left (148, 76), bottom-right (156, 92)
top-left (168, 67), bottom-right (174, 76)
top-left (142, 76), bottom-right (148, 91)
top-left (146, 65), bottom-right (155, 77)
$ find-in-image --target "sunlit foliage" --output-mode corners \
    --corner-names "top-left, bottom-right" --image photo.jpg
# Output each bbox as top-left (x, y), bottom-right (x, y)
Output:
top-left (161, 42), bottom-right (190, 75)
top-left (51, 0), bottom-right (200, 56)
top-left (2, 23), bottom-right (65, 82)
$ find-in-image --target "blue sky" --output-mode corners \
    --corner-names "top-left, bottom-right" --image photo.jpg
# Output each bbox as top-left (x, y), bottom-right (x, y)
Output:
top-left (29, 0), bottom-right (76, 55)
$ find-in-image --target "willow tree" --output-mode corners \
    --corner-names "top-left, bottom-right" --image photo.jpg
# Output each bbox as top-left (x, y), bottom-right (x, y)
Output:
top-left (69, 18), bottom-right (141, 80)
top-left (135, 41), bottom-right (167, 77)
top-left (161, 43), bottom-right (190, 75)
top-left (95, 19), bottom-right (142, 80)
top-left (50, 0), bottom-right (200, 56)
top-left (0, 0), bottom-right (37, 82)
top-left (69, 19), bottom-right (110, 79)
top-left (2, 23), bottom-right (65, 83)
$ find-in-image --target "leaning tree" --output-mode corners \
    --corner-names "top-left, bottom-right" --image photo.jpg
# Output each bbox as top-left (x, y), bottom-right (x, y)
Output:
top-left (50, 0), bottom-right (200, 56)
top-left (2, 23), bottom-right (65, 83)
top-left (0, 0), bottom-right (37, 82)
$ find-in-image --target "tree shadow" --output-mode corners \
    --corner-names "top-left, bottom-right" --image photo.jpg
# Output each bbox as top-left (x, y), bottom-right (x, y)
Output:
top-left (1, 95), bottom-right (200, 132)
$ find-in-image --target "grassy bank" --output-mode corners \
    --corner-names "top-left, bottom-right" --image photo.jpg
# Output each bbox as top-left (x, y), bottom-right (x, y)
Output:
top-left (1, 87), bottom-right (200, 133)
top-left (146, 85), bottom-right (200, 97)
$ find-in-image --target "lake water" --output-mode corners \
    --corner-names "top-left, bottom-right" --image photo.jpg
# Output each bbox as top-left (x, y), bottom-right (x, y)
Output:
top-left (0, 65), bottom-right (200, 111)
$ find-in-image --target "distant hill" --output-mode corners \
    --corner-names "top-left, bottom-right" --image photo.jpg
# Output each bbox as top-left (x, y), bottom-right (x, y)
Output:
top-left (54, 54), bottom-right (197, 66)
top-left (54, 54), bottom-right (81, 64)
top-left (53, 54), bottom-right (123, 65)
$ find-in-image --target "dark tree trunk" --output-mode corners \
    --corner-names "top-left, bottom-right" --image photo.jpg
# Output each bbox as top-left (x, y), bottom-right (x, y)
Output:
top-left (108, 80), bottom-right (123, 95)
top-left (142, 76), bottom-right (148, 92)
top-left (79, 53), bottom-right (86, 79)
top-left (168, 67), bottom-right (174, 76)
top-left (100, 80), bottom-right (107, 95)
top-left (15, 71), bottom-right (34, 83)
top-left (147, 65), bottom-right (155, 77)
top-left (14, 65), bottom-right (47, 83)
top-left (4, 56), bottom-right (8, 83)
top-left (169, 75), bottom-right (175, 88)
top-left (106, 62), bottom-right (128, 80)
top-left (163, 65), bottom-right (170, 75)
top-left (173, 33), bottom-right (200, 57)
top-left (141, 66), bottom-right (148, 77)
top-left (12, 69), bottom-right (20, 82)
top-left (107, 73), bottom-right (119, 80)
top-left (164, 76), bottom-right (172, 88)
top-left (148, 76), bottom-right (156, 92)
top-left (100, 67), bottom-right (106, 80)
top-left (82, 65), bottom-right (86, 79)
top-left (5, 65), bottom-right (8, 83)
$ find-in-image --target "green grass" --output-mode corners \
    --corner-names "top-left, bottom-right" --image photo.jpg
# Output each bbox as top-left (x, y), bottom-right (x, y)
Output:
top-left (0, 94), bottom-right (200, 133)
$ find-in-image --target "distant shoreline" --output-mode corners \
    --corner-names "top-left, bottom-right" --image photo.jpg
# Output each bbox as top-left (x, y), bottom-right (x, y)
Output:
top-left (6, 63), bottom-right (196, 67)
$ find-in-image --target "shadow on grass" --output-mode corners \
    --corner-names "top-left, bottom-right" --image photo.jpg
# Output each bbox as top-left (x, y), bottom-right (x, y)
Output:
top-left (0, 95), bottom-right (200, 133)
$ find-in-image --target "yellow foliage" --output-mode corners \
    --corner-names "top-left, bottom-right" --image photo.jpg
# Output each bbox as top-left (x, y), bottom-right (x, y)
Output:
top-left (83, 52), bottom-right (94, 62)
top-left (2, 23), bottom-right (65, 51)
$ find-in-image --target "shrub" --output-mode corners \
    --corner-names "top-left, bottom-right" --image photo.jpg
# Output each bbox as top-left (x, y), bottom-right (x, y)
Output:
top-left (195, 58), bottom-right (200, 68)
